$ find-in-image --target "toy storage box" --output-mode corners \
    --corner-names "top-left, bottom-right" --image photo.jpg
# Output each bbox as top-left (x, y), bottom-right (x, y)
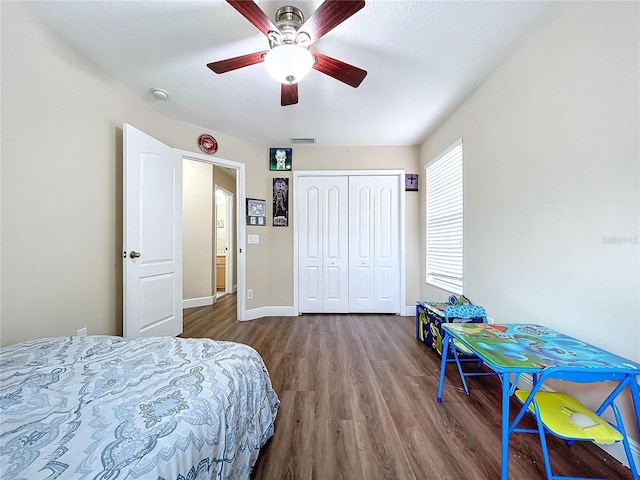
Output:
top-left (415, 301), bottom-right (484, 356)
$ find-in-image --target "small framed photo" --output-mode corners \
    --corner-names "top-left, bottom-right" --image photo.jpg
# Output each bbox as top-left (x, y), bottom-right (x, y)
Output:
top-left (405, 173), bottom-right (419, 191)
top-left (246, 198), bottom-right (266, 226)
top-left (269, 148), bottom-right (292, 171)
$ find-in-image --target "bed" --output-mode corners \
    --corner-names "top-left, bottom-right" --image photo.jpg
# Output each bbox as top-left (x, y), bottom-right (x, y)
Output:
top-left (0, 335), bottom-right (280, 480)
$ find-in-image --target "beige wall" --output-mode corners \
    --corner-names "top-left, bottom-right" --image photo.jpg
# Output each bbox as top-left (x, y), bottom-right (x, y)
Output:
top-left (0, 2), bottom-right (262, 345)
top-left (419, 1), bottom-right (639, 447)
top-left (0, 2), bottom-right (421, 346)
top-left (183, 160), bottom-right (214, 300)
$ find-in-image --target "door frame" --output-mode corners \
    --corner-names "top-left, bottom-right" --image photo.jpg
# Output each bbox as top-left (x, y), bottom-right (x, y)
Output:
top-left (178, 149), bottom-right (246, 321)
top-left (293, 169), bottom-right (406, 316)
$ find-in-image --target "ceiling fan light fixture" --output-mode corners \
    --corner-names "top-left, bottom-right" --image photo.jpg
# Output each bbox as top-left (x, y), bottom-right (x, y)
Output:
top-left (264, 44), bottom-right (314, 84)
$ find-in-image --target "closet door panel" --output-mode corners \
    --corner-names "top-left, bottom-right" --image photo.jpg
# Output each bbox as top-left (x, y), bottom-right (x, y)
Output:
top-left (374, 177), bottom-right (400, 312)
top-left (298, 178), bottom-right (323, 312)
top-left (322, 177), bottom-right (349, 312)
top-left (349, 180), bottom-right (375, 311)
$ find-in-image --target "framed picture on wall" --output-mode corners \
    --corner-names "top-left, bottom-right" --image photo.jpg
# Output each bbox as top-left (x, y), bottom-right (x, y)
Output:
top-left (246, 198), bottom-right (266, 226)
top-left (405, 173), bottom-right (419, 191)
top-left (269, 148), bottom-right (292, 171)
top-left (273, 178), bottom-right (289, 227)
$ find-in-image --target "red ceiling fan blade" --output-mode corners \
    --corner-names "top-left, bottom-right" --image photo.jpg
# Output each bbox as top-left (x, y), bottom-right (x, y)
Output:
top-left (298, 0), bottom-right (365, 45)
top-left (281, 83), bottom-right (299, 106)
top-left (226, 0), bottom-right (278, 37)
top-left (207, 51), bottom-right (267, 74)
top-left (312, 51), bottom-right (367, 88)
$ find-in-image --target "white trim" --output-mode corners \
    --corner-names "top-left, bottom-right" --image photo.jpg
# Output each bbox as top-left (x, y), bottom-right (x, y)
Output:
top-left (516, 374), bottom-right (639, 470)
top-left (293, 169), bottom-right (406, 316)
top-left (245, 304), bottom-right (415, 320)
top-left (176, 149), bottom-right (246, 321)
top-left (295, 169), bottom-right (406, 177)
top-left (293, 177), bottom-right (300, 315)
top-left (245, 305), bottom-right (296, 320)
top-left (183, 296), bottom-right (214, 309)
top-left (426, 138), bottom-right (463, 168)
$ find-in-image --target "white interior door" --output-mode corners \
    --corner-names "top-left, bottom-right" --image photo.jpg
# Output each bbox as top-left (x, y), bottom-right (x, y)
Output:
top-left (349, 178), bottom-right (375, 311)
top-left (349, 175), bottom-right (400, 313)
top-left (298, 176), bottom-right (349, 312)
top-left (216, 185), bottom-right (234, 295)
top-left (349, 176), bottom-right (400, 313)
top-left (298, 177), bottom-right (323, 312)
top-left (225, 191), bottom-right (234, 294)
top-left (124, 123), bottom-right (183, 338)
top-left (372, 176), bottom-right (400, 312)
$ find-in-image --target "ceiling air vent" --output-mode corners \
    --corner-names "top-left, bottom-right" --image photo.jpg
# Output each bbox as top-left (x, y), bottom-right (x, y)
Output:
top-left (290, 137), bottom-right (316, 144)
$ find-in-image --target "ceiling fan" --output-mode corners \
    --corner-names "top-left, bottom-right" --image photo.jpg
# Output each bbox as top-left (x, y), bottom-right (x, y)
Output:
top-left (207, 0), bottom-right (368, 106)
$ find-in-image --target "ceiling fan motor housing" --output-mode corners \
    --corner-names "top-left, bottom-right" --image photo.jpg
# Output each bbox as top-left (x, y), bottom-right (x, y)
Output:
top-left (268, 6), bottom-right (311, 48)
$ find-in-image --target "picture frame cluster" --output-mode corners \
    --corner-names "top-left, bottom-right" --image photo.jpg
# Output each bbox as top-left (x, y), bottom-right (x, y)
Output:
top-left (246, 148), bottom-right (292, 227)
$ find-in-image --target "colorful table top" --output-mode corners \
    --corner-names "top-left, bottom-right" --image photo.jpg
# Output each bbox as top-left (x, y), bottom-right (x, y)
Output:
top-left (441, 323), bottom-right (640, 373)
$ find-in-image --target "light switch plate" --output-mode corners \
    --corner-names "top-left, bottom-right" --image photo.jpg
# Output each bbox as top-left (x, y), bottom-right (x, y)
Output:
top-left (248, 235), bottom-right (259, 244)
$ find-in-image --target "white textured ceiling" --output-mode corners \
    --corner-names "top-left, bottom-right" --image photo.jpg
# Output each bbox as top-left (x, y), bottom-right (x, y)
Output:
top-left (28, 0), bottom-right (556, 146)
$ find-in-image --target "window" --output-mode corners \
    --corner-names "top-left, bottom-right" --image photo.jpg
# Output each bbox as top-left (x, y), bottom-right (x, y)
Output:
top-left (425, 139), bottom-right (463, 294)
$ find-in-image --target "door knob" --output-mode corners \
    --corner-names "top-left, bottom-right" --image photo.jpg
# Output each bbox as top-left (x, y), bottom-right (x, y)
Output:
top-left (129, 251), bottom-right (141, 259)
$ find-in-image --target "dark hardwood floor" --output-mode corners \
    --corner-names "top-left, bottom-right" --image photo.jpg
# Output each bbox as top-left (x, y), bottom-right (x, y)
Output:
top-left (182, 294), bottom-right (633, 479)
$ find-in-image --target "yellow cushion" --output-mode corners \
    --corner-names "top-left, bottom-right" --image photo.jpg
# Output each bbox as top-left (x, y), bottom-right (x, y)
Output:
top-left (515, 390), bottom-right (623, 445)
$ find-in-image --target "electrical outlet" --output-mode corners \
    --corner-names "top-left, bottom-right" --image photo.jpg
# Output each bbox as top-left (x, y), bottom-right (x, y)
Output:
top-left (77, 327), bottom-right (87, 337)
top-left (247, 289), bottom-right (253, 299)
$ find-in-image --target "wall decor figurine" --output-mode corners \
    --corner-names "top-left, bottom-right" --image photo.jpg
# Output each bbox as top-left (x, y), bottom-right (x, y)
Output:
top-left (405, 173), bottom-right (419, 191)
top-left (269, 148), bottom-right (292, 171)
top-left (273, 178), bottom-right (289, 227)
top-left (246, 198), bottom-right (266, 226)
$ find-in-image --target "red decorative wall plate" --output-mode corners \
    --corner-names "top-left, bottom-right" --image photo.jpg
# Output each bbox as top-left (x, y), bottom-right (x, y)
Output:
top-left (198, 134), bottom-right (218, 154)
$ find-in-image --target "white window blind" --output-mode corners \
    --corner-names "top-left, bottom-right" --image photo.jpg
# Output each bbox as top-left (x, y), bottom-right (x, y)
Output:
top-left (425, 140), bottom-right (463, 294)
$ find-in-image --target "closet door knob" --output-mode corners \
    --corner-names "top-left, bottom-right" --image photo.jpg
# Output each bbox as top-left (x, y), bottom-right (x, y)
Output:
top-left (129, 251), bottom-right (141, 259)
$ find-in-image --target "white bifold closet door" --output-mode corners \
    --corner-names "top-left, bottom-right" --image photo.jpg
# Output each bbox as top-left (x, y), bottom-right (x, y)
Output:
top-left (298, 176), bottom-right (349, 312)
top-left (348, 175), bottom-right (400, 313)
top-left (298, 174), bottom-right (400, 314)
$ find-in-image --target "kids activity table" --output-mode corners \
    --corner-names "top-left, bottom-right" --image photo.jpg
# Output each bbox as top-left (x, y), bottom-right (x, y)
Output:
top-left (436, 323), bottom-right (640, 480)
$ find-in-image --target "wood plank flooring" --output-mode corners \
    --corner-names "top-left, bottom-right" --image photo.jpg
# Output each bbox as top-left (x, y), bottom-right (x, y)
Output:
top-left (182, 294), bottom-right (634, 479)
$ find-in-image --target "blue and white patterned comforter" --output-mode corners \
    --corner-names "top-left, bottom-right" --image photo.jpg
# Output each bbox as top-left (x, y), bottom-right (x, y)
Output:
top-left (0, 336), bottom-right (280, 480)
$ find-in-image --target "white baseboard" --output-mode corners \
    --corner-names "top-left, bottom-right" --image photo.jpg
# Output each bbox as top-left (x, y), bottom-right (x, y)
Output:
top-left (246, 305), bottom-right (417, 319)
top-left (182, 296), bottom-right (214, 309)
top-left (246, 305), bottom-right (413, 319)
top-left (244, 305), bottom-right (296, 321)
top-left (516, 374), bottom-right (639, 470)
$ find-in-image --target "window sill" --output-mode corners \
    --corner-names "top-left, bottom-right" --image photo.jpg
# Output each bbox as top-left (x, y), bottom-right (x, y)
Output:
top-left (425, 278), bottom-right (463, 296)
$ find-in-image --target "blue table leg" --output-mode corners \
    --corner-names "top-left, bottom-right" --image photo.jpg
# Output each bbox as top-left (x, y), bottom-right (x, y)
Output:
top-left (437, 332), bottom-right (451, 402)
top-left (500, 372), bottom-right (510, 480)
top-left (627, 377), bottom-right (640, 480)
top-left (629, 377), bottom-right (640, 437)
